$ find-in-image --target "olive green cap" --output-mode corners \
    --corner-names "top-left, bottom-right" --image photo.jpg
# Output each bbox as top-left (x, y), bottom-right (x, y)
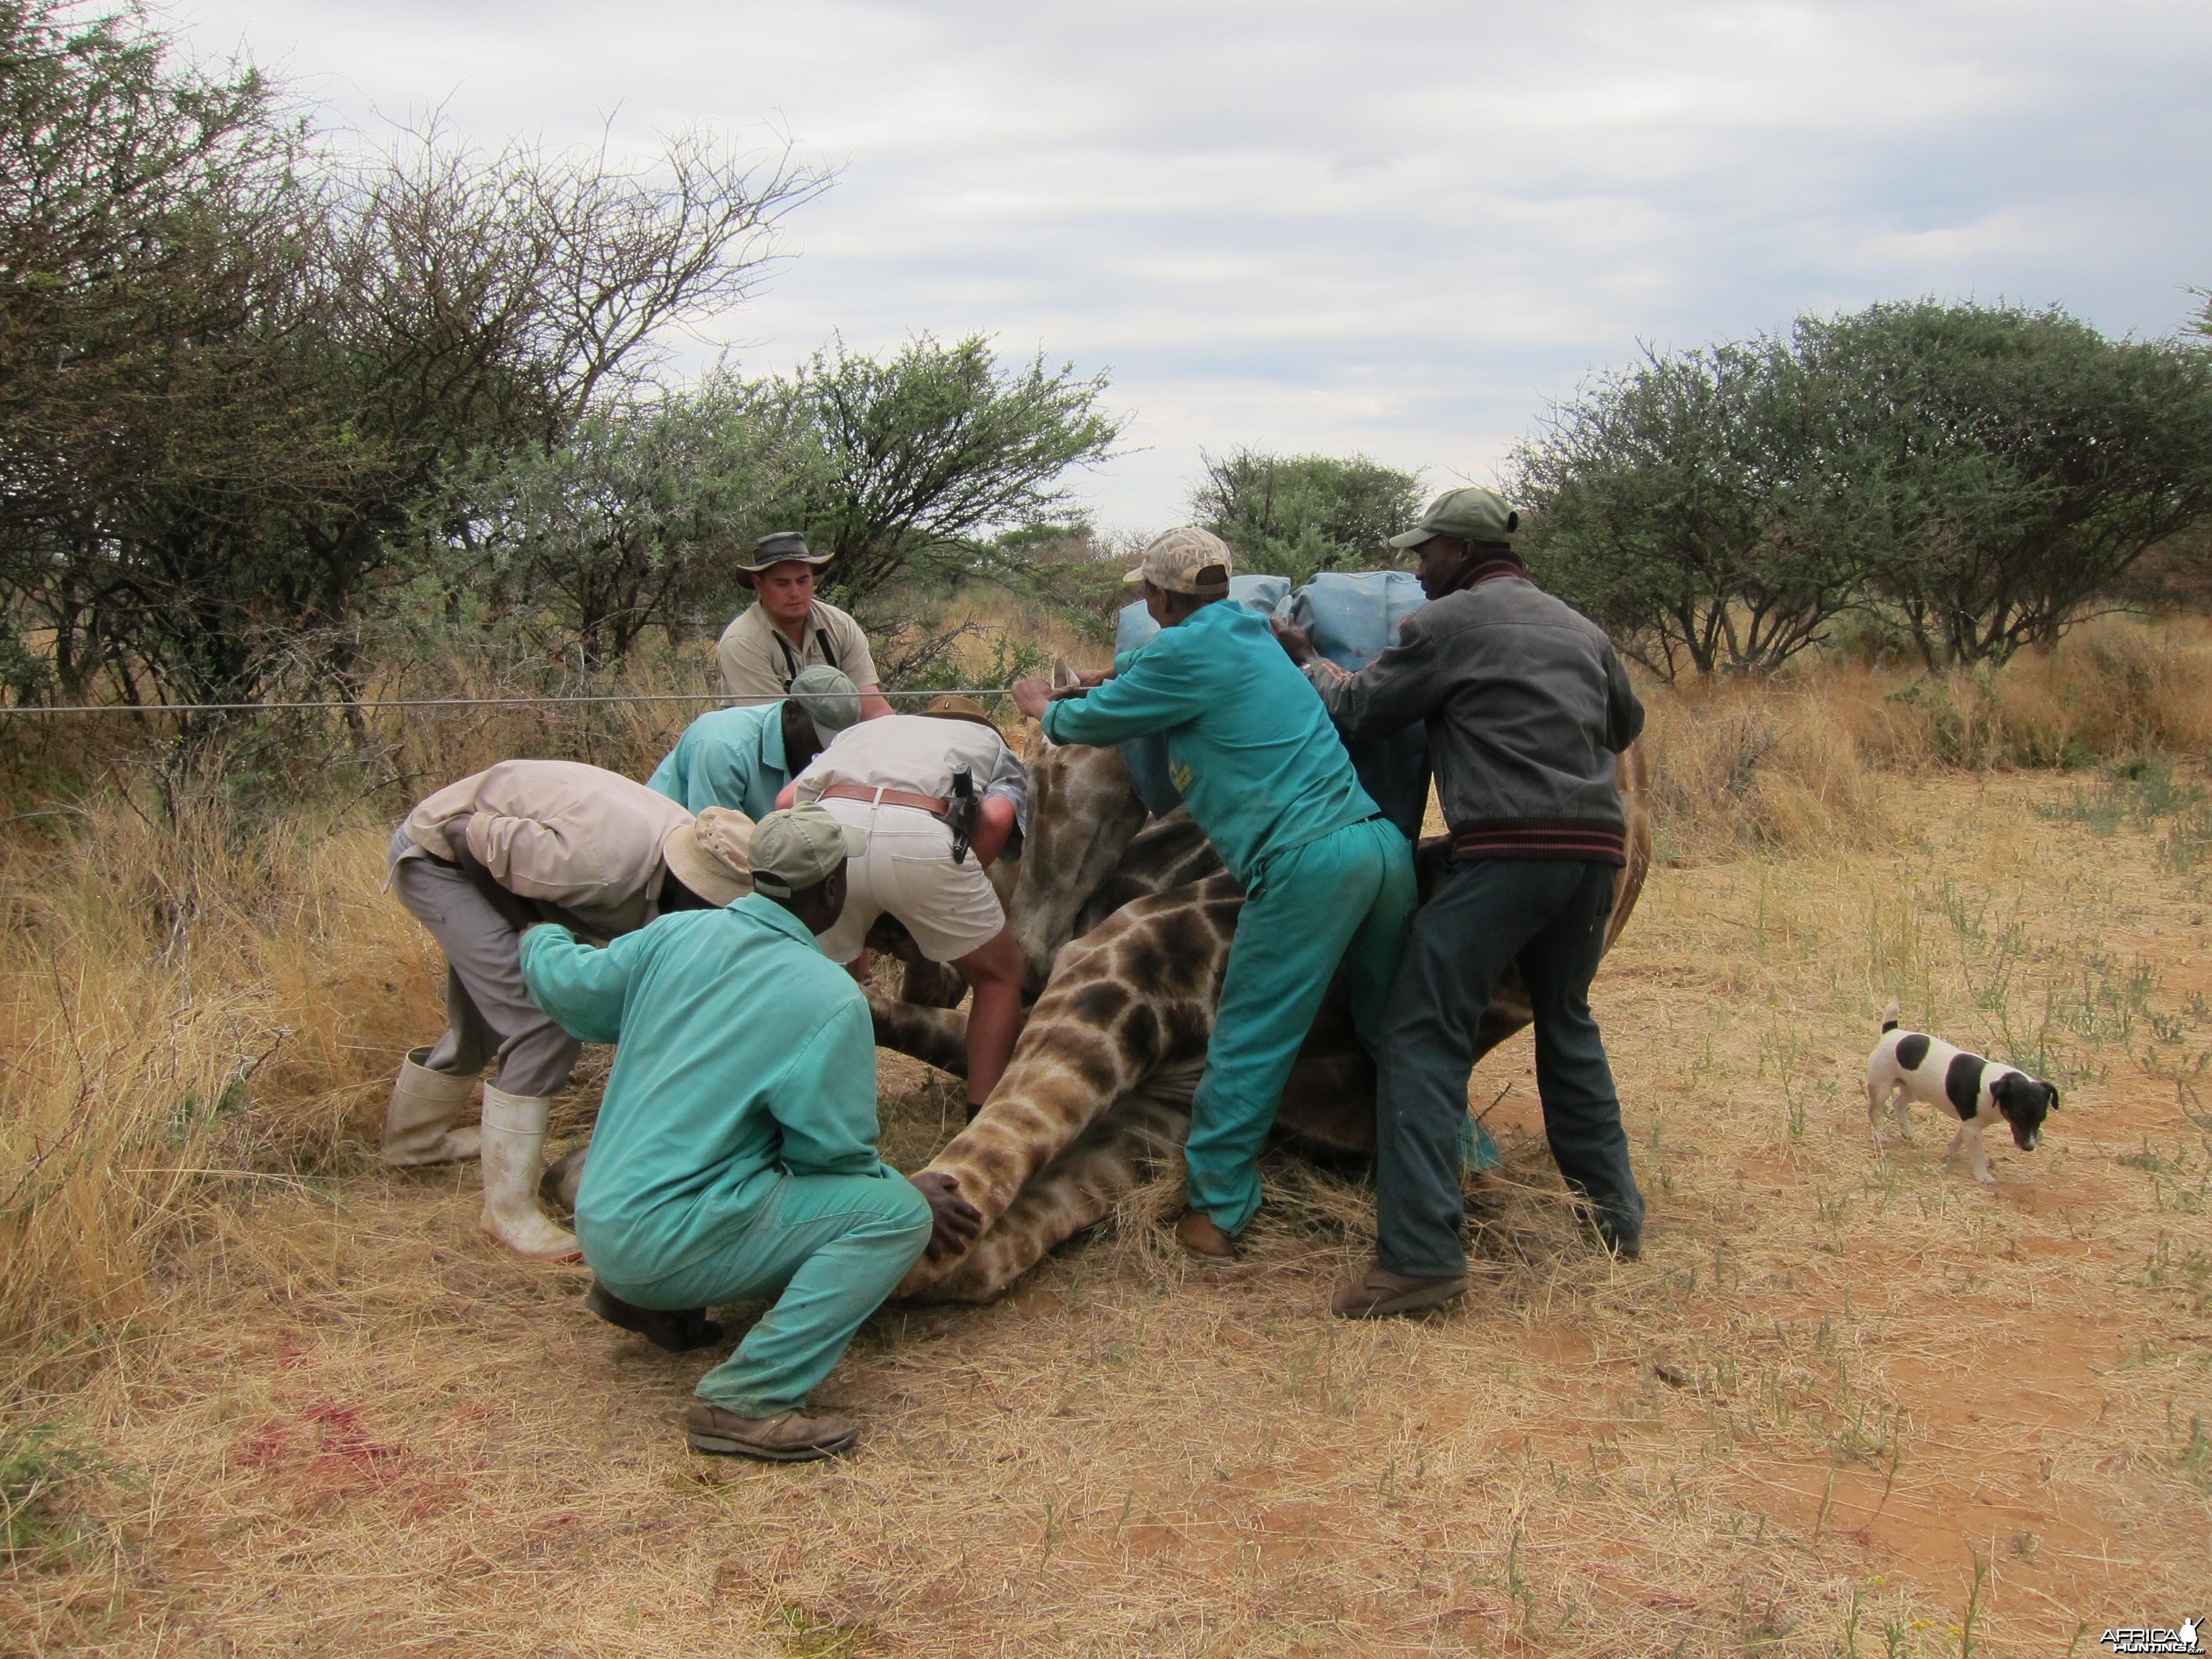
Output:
top-left (786, 665), bottom-right (860, 741)
top-left (1389, 486), bottom-right (1520, 550)
top-left (748, 805), bottom-right (866, 898)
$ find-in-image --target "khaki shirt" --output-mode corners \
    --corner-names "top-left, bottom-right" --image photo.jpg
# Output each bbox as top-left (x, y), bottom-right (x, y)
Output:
top-left (791, 713), bottom-right (1029, 833)
top-left (716, 600), bottom-right (879, 705)
top-left (401, 760), bottom-right (695, 937)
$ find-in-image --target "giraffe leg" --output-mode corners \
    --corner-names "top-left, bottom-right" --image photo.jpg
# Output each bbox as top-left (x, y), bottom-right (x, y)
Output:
top-left (913, 882), bottom-right (1232, 1235)
top-left (898, 1092), bottom-right (1190, 1302)
top-left (867, 987), bottom-right (970, 1078)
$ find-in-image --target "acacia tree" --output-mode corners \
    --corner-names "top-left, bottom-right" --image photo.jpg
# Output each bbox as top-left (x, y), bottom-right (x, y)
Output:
top-left (0, 0), bottom-right (833, 714)
top-left (440, 375), bottom-right (825, 670)
top-left (1795, 301), bottom-right (2212, 665)
top-left (768, 333), bottom-right (1123, 609)
top-left (0, 0), bottom-right (293, 700)
top-left (1513, 301), bottom-right (2212, 678)
top-left (1513, 340), bottom-right (1888, 680)
top-left (1190, 449), bottom-right (1422, 584)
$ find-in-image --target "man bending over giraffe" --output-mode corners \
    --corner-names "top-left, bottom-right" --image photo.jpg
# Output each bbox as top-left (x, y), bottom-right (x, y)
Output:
top-left (776, 695), bottom-right (1031, 1121)
top-left (521, 806), bottom-right (982, 1462)
top-left (1279, 486), bottom-right (1647, 1319)
top-left (1011, 528), bottom-right (1416, 1265)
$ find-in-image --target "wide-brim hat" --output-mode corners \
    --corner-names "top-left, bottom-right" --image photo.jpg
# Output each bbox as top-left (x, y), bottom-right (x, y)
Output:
top-left (660, 808), bottom-right (754, 908)
top-left (736, 529), bottom-right (833, 573)
top-left (916, 693), bottom-right (1002, 733)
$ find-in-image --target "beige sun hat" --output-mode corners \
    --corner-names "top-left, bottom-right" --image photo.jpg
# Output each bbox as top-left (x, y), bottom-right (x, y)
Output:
top-left (1123, 527), bottom-right (1232, 596)
top-left (660, 807), bottom-right (754, 908)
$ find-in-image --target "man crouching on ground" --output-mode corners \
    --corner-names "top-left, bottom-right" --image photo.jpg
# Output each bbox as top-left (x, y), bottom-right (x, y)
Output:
top-left (519, 805), bottom-right (982, 1462)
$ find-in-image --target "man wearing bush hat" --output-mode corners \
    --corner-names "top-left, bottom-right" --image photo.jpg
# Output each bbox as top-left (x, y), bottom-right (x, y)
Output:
top-left (383, 760), bottom-right (754, 1260)
top-left (717, 531), bottom-right (894, 720)
top-left (1280, 484), bottom-right (1648, 1318)
top-left (1010, 527), bottom-right (1416, 1265)
top-left (649, 665), bottom-right (862, 818)
top-left (521, 804), bottom-right (982, 1463)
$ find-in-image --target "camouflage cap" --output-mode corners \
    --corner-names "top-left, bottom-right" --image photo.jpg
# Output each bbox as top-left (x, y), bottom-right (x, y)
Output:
top-left (1124, 527), bottom-right (1233, 596)
top-left (737, 529), bottom-right (832, 572)
top-left (1389, 486), bottom-right (1520, 550)
top-left (748, 804), bottom-right (866, 899)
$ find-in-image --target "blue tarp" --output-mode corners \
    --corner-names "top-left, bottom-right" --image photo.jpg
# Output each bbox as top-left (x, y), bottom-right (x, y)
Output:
top-left (1289, 569), bottom-right (1427, 669)
top-left (1290, 571), bottom-right (1430, 841)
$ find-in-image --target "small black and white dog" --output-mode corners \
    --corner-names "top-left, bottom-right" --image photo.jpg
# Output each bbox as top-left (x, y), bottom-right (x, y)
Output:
top-left (1865, 1002), bottom-right (2056, 1184)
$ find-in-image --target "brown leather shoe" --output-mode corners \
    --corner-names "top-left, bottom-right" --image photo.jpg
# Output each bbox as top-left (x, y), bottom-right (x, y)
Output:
top-left (1173, 1209), bottom-right (1239, 1264)
top-left (1330, 1263), bottom-right (1470, 1319)
top-left (586, 1280), bottom-right (723, 1353)
top-left (684, 1403), bottom-right (859, 1462)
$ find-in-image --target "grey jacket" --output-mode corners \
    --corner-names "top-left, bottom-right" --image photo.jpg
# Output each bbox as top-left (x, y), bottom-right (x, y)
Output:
top-left (1309, 575), bottom-right (1643, 859)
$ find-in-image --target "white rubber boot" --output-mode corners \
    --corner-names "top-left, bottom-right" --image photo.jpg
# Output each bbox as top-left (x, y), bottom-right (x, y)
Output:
top-left (380, 1047), bottom-right (481, 1167)
top-left (478, 1084), bottom-right (580, 1259)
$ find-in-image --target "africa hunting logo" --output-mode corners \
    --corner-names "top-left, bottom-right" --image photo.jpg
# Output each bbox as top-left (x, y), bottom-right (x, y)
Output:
top-left (2099, 1619), bottom-right (2202, 1655)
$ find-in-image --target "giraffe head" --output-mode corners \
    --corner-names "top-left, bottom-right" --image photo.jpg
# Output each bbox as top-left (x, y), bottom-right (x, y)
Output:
top-left (1004, 658), bottom-right (1150, 996)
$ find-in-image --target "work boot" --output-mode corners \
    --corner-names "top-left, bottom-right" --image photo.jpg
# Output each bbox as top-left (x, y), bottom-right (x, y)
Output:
top-left (379, 1047), bottom-right (481, 1167)
top-left (585, 1280), bottom-right (723, 1353)
top-left (1330, 1262), bottom-right (1470, 1319)
top-left (685, 1403), bottom-right (859, 1462)
top-left (1173, 1208), bottom-right (1239, 1265)
top-left (540, 1145), bottom-right (589, 1212)
top-left (478, 1084), bottom-right (580, 1260)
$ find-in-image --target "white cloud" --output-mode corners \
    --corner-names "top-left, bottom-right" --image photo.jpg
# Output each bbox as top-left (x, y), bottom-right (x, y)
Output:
top-left (172, 0), bottom-right (2212, 526)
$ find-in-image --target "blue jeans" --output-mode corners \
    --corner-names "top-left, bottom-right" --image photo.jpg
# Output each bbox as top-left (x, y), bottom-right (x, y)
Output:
top-left (597, 1171), bottom-right (930, 1418)
top-left (1185, 817), bottom-right (1416, 1235)
top-left (1375, 859), bottom-right (1642, 1277)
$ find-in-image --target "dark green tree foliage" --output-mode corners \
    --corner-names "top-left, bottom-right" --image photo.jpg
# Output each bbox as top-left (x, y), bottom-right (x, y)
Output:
top-left (768, 333), bottom-right (1122, 610)
top-left (1796, 301), bottom-right (2212, 665)
top-left (1516, 301), bottom-right (2212, 678)
top-left (439, 376), bottom-right (825, 669)
top-left (1515, 341), bottom-right (1886, 679)
top-left (0, 0), bottom-right (830, 714)
top-left (0, 0), bottom-right (288, 700)
top-left (1191, 449), bottom-right (1423, 585)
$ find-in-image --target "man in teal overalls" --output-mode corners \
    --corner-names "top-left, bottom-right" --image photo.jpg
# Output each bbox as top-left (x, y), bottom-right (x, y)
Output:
top-left (1011, 529), bottom-right (1415, 1262)
top-left (521, 805), bottom-right (982, 1461)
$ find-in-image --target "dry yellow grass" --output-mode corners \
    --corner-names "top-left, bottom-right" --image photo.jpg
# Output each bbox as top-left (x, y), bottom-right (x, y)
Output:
top-left (5, 620), bottom-right (2212, 1655)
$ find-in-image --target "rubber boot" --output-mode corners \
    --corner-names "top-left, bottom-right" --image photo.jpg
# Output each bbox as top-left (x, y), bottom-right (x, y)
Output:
top-left (478, 1084), bottom-right (580, 1260)
top-left (380, 1046), bottom-right (481, 1167)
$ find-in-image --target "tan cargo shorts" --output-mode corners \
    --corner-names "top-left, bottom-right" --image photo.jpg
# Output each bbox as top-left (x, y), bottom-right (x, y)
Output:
top-left (811, 797), bottom-right (1007, 965)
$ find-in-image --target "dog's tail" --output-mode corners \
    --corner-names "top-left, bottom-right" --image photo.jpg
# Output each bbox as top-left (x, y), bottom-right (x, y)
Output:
top-left (1879, 999), bottom-right (1900, 1034)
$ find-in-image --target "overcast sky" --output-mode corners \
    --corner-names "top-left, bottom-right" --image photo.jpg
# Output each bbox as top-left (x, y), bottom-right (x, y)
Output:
top-left (172, 0), bottom-right (2212, 532)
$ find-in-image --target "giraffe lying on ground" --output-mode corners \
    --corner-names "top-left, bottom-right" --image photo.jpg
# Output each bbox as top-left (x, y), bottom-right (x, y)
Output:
top-left (870, 708), bottom-right (1652, 1303)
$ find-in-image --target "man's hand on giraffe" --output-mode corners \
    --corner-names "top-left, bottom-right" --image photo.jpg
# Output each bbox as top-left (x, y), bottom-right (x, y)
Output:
top-left (1014, 671), bottom-right (1108, 720)
top-left (912, 1170), bottom-right (983, 1260)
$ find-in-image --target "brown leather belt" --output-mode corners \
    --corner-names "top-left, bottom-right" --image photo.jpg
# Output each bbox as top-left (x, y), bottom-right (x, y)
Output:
top-left (819, 781), bottom-right (951, 819)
